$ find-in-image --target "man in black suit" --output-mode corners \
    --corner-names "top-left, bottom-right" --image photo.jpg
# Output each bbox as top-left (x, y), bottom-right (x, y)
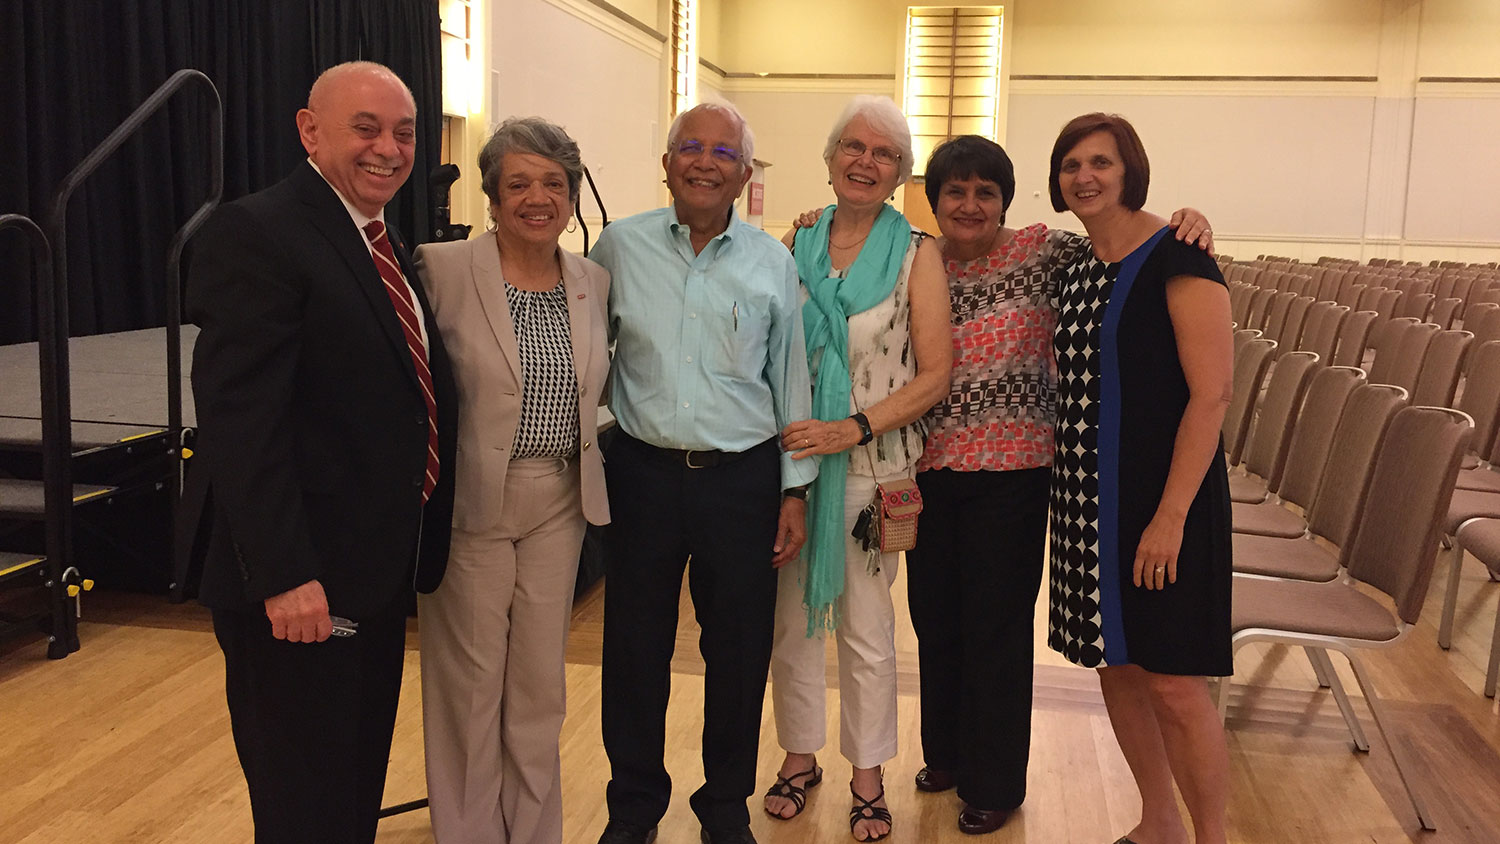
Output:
top-left (187, 61), bottom-right (456, 844)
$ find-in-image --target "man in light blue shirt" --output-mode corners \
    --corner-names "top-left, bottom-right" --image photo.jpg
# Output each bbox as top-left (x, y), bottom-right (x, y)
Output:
top-left (590, 101), bottom-right (816, 844)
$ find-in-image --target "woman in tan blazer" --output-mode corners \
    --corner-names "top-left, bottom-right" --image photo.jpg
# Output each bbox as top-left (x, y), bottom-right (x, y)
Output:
top-left (414, 117), bottom-right (610, 844)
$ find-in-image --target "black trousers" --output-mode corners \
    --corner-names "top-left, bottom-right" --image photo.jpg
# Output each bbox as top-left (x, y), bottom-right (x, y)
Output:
top-left (904, 466), bottom-right (1049, 810)
top-left (601, 433), bottom-right (781, 833)
top-left (213, 600), bottom-right (408, 844)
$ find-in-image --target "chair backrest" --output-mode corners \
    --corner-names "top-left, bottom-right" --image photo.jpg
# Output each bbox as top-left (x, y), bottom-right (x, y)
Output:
top-left (1467, 300), bottom-right (1500, 331)
top-left (1365, 316), bottom-right (1422, 381)
top-left (1396, 291), bottom-right (1435, 321)
top-left (1302, 302), bottom-right (1348, 362)
top-left (1345, 407), bottom-right (1473, 623)
top-left (1456, 340), bottom-right (1500, 460)
top-left (1452, 275), bottom-right (1480, 315)
top-left (1429, 297), bottom-right (1462, 330)
top-left (1470, 304), bottom-right (1500, 355)
top-left (1317, 270), bottom-right (1343, 302)
top-left (1246, 286), bottom-right (1276, 330)
top-left (1262, 291), bottom-right (1297, 342)
top-left (1306, 384), bottom-right (1409, 548)
top-left (1224, 337), bottom-right (1277, 465)
top-left (1232, 327), bottom-right (1262, 360)
top-left (1274, 296), bottom-right (1315, 358)
top-left (1410, 329), bottom-right (1473, 407)
top-left (1355, 285), bottom-right (1387, 312)
top-left (1383, 321), bottom-right (1441, 393)
top-left (1275, 365), bottom-right (1365, 504)
top-left (1243, 351), bottom-right (1322, 487)
top-left (1331, 310), bottom-right (1378, 367)
top-left (1374, 288), bottom-right (1405, 321)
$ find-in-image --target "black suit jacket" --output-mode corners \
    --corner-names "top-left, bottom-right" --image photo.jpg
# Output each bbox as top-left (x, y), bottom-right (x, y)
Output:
top-left (187, 162), bottom-right (457, 619)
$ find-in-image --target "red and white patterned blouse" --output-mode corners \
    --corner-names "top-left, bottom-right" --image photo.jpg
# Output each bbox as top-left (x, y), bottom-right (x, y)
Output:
top-left (917, 222), bottom-right (1088, 473)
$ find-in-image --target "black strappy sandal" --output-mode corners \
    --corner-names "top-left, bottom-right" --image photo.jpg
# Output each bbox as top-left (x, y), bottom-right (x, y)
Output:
top-left (848, 782), bottom-right (892, 842)
top-left (762, 760), bottom-right (823, 820)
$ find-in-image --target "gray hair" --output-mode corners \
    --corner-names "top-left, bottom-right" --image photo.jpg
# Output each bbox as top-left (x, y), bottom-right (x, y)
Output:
top-left (665, 100), bottom-right (756, 174)
top-left (478, 116), bottom-right (585, 205)
top-left (822, 95), bottom-right (913, 186)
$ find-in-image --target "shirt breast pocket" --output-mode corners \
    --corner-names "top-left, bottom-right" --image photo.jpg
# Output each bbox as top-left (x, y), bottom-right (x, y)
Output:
top-left (717, 301), bottom-right (769, 379)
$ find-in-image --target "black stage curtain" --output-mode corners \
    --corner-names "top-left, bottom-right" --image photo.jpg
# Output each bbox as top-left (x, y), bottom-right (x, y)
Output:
top-left (0, 0), bottom-right (442, 345)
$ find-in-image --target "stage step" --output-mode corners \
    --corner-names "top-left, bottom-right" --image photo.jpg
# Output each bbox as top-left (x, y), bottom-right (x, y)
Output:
top-left (0, 416), bottom-right (169, 454)
top-left (0, 551), bottom-right (45, 584)
top-left (0, 479), bottom-right (116, 518)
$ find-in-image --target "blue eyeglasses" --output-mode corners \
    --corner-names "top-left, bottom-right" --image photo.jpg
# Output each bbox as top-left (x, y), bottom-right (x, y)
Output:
top-left (674, 140), bottom-right (743, 164)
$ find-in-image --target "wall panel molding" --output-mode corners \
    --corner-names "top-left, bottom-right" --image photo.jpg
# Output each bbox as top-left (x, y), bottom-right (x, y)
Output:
top-left (540, 0), bottom-right (664, 57)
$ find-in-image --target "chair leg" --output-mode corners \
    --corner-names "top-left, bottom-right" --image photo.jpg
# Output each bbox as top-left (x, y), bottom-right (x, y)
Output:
top-left (1486, 591), bottom-right (1500, 698)
top-left (1344, 651), bottom-right (1437, 831)
top-left (1313, 648), bottom-right (1370, 752)
top-left (1305, 645), bottom-right (1332, 688)
top-left (1439, 538), bottom-right (1465, 650)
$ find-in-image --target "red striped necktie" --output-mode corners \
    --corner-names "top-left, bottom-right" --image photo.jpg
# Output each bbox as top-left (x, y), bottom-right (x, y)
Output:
top-left (363, 220), bottom-right (439, 503)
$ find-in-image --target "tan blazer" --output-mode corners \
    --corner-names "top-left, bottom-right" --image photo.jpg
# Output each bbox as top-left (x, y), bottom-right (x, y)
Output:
top-left (414, 236), bottom-right (611, 533)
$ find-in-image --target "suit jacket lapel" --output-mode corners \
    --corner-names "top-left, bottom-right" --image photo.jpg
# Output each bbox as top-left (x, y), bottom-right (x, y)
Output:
top-left (291, 163), bottom-right (417, 384)
top-left (560, 251), bottom-right (592, 392)
top-left (470, 236), bottom-right (523, 385)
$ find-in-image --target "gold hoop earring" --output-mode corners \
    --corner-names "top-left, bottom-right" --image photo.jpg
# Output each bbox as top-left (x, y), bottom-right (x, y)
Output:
top-left (566, 216), bottom-right (578, 233)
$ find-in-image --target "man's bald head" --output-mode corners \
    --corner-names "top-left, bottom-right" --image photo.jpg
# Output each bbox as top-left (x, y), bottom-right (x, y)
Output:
top-left (307, 61), bottom-right (415, 112)
top-left (296, 61), bottom-right (418, 218)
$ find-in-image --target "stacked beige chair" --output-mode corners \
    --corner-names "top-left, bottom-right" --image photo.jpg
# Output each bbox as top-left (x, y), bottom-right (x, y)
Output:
top-left (1274, 296), bottom-right (1316, 358)
top-left (1437, 341), bottom-right (1500, 651)
top-left (1262, 291), bottom-right (1297, 345)
top-left (1410, 329), bottom-right (1473, 407)
top-left (1451, 519), bottom-right (1500, 697)
top-left (1430, 297), bottom-right (1463, 329)
top-left (1245, 287), bottom-right (1276, 331)
top-left (1300, 302), bottom-right (1349, 362)
top-left (1223, 338), bottom-right (1276, 466)
top-left (1233, 382), bottom-right (1405, 539)
top-left (1230, 352), bottom-right (1321, 504)
top-left (1332, 310), bottom-right (1379, 367)
top-left (1364, 318), bottom-right (1424, 385)
top-left (1380, 321), bottom-right (1441, 395)
top-left (1222, 406), bottom-right (1472, 832)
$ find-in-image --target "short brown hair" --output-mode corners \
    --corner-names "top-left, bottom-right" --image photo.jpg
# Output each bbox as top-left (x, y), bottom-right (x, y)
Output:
top-left (1048, 113), bottom-right (1150, 213)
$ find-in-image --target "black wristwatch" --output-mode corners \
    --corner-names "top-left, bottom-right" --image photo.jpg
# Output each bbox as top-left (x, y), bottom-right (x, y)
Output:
top-left (850, 412), bottom-right (874, 446)
top-left (783, 485), bottom-right (809, 500)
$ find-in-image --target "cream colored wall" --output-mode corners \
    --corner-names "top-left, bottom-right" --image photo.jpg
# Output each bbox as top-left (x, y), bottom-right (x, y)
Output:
top-left (1007, 0), bottom-right (1383, 76)
top-left (698, 0), bottom-right (722, 67)
top-left (1417, 0), bottom-right (1500, 77)
top-left (607, 0), bottom-right (661, 29)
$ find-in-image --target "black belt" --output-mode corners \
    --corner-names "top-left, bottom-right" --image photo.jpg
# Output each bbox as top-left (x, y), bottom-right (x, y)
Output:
top-left (632, 434), bottom-right (775, 469)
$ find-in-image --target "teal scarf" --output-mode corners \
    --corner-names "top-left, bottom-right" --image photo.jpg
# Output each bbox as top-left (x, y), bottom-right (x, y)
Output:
top-left (794, 203), bottom-right (910, 635)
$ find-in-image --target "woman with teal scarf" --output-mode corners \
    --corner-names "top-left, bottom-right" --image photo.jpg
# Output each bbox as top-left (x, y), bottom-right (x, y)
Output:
top-left (761, 95), bottom-right (952, 842)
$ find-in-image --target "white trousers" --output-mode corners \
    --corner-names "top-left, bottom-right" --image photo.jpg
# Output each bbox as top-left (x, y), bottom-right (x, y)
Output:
top-left (770, 471), bottom-right (901, 769)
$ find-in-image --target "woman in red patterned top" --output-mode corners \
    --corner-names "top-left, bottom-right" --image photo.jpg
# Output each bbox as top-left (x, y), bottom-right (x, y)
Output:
top-left (905, 135), bottom-right (1212, 835)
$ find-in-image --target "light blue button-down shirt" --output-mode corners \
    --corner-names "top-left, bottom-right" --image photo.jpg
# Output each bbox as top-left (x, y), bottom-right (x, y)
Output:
top-left (591, 205), bottom-right (818, 490)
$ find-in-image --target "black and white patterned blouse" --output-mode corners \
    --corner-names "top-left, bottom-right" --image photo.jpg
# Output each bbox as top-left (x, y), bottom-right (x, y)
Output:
top-left (505, 281), bottom-right (579, 459)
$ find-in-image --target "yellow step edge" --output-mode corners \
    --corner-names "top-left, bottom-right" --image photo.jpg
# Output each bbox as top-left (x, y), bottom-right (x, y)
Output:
top-left (0, 557), bottom-right (44, 579)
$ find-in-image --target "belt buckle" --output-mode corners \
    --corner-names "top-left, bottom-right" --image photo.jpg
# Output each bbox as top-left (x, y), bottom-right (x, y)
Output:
top-left (684, 449), bottom-right (707, 469)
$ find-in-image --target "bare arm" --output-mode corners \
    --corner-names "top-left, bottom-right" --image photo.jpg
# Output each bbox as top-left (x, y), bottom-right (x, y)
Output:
top-left (1134, 274), bottom-right (1234, 590)
top-left (782, 237), bottom-right (953, 457)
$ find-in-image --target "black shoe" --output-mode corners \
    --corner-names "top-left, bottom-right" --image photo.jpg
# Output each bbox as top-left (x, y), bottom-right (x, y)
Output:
top-left (957, 805), bottom-right (1010, 835)
top-left (598, 821), bottom-right (658, 844)
top-left (700, 825), bottom-right (757, 844)
top-left (914, 766), bottom-right (954, 793)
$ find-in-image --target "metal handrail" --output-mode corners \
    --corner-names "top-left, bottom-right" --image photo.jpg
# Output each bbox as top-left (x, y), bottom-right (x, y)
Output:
top-left (0, 213), bottom-right (71, 655)
top-left (42, 69), bottom-right (222, 620)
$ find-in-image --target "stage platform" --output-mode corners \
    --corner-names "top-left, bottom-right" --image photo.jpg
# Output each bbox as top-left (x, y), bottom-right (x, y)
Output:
top-left (0, 326), bottom-right (196, 437)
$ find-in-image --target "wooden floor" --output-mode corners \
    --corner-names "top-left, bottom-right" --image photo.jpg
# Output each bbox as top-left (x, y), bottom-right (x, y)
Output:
top-left (3, 550), bottom-right (1500, 844)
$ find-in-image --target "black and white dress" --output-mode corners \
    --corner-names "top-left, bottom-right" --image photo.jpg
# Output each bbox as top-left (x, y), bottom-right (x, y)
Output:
top-left (1048, 227), bottom-right (1233, 676)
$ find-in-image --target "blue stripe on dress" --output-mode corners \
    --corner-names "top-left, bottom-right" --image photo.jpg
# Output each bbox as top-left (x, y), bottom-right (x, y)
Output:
top-left (1096, 225), bottom-right (1170, 666)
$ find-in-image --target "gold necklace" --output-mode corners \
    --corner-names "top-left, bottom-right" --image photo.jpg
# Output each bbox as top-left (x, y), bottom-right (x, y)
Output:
top-left (830, 231), bottom-right (870, 250)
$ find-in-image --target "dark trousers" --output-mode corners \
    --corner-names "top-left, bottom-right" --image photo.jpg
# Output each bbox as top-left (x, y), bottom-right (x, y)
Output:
top-left (213, 600), bottom-right (408, 844)
top-left (905, 466), bottom-right (1049, 810)
top-left (601, 433), bottom-right (781, 833)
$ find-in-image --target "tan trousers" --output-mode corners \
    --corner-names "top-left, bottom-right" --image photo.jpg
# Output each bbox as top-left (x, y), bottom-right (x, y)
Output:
top-left (419, 457), bottom-right (586, 844)
top-left (770, 472), bottom-right (902, 769)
